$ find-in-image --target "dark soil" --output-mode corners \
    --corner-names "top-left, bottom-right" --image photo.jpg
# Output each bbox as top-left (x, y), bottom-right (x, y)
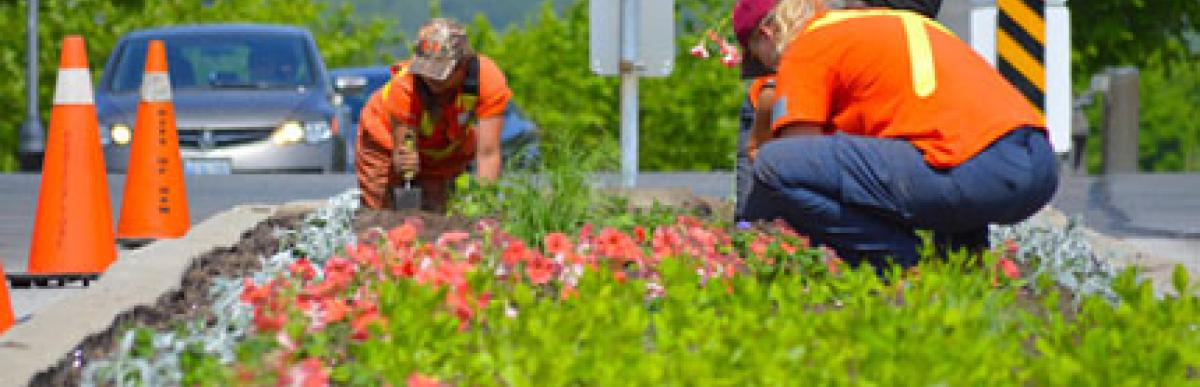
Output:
top-left (29, 206), bottom-right (479, 386)
top-left (30, 213), bottom-right (307, 386)
top-left (352, 208), bottom-right (477, 242)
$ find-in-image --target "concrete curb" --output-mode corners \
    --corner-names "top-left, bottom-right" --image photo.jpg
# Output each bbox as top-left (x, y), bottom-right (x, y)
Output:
top-left (0, 202), bottom-right (321, 386)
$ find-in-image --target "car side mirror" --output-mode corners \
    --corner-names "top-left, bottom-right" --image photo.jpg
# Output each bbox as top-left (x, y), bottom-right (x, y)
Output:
top-left (333, 75), bottom-right (368, 96)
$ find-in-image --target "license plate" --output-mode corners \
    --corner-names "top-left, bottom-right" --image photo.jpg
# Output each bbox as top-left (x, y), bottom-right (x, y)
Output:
top-left (183, 158), bottom-right (232, 175)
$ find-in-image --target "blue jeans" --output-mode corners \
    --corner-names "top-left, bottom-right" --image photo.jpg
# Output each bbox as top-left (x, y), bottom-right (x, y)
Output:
top-left (742, 127), bottom-right (1058, 269)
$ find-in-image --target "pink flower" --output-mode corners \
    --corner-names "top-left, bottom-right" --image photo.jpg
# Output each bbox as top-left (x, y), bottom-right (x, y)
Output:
top-left (689, 43), bottom-right (710, 58)
top-left (721, 53), bottom-right (741, 68)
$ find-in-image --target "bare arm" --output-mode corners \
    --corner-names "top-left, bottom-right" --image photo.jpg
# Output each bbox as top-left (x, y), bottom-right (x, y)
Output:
top-left (474, 116), bottom-right (504, 183)
top-left (746, 86), bottom-right (776, 162)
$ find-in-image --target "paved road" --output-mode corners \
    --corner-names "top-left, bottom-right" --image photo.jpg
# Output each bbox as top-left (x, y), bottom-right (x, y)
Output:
top-left (3, 172), bottom-right (1197, 273)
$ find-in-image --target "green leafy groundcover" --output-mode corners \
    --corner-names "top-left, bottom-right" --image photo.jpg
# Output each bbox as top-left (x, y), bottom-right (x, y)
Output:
top-left (193, 216), bottom-right (1198, 385)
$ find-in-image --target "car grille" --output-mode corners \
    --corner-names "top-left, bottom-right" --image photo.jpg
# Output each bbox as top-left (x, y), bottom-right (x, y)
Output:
top-left (177, 128), bottom-right (274, 149)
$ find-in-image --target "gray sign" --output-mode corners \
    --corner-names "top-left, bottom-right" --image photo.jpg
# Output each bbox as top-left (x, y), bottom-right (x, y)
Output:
top-left (589, 0), bottom-right (675, 77)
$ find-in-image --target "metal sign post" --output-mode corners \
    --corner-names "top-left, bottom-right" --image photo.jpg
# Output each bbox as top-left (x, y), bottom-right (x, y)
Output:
top-left (590, 0), bottom-right (674, 187)
top-left (619, 0), bottom-right (640, 188)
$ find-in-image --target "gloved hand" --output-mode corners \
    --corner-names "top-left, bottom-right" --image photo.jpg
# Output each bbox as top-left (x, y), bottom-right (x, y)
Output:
top-left (392, 129), bottom-right (419, 179)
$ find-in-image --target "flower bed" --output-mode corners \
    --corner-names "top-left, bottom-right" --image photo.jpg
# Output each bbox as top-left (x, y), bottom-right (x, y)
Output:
top-left (80, 193), bottom-right (1198, 386)
top-left (71, 176), bottom-right (1200, 386)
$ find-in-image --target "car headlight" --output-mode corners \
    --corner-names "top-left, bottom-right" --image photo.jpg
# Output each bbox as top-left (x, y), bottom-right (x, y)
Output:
top-left (272, 121), bottom-right (305, 145)
top-left (272, 120), bottom-right (332, 145)
top-left (110, 124), bottom-right (132, 145)
top-left (304, 121), bottom-right (332, 144)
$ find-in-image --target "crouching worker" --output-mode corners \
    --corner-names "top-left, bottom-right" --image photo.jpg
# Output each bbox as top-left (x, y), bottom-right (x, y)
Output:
top-left (356, 18), bottom-right (512, 211)
top-left (735, 0), bottom-right (943, 219)
top-left (733, 0), bottom-right (1058, 270)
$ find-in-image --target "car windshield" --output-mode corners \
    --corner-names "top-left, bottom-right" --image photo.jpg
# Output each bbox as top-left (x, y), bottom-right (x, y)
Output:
top-left (108, 33), bottom-right (317, 92)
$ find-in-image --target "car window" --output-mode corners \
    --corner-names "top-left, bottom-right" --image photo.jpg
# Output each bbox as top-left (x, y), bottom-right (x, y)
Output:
top-left (335, 70), bottom-right (391, 124)
top-left (109, 33), bottom-right (317, 92)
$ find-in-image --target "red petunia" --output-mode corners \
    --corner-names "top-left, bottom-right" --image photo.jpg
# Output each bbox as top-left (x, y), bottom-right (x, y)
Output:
top-left (525, 254), bottom-right (557, 285)
top-left (289, 258), bottom-right (317, 282)
top-left (544, 232), bottom-right (573, 256)
top-left (503, 240), bottom-right (529, 266)
top-left (388, 222), bottom-right (419, 248)
top-left (998, 258), bottom-right (1021, 280)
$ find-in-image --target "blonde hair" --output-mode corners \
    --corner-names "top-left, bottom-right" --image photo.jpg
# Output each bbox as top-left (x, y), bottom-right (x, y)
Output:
top-left (762, 0), bottom-right (827, 53)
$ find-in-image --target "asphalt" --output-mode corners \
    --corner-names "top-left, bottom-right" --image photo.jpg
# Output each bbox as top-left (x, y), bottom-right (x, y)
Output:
top-left (4, 172), bottom-right (1200, 269)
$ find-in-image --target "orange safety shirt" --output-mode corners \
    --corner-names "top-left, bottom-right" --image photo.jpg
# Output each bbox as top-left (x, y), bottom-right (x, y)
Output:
top-left (770, 9), bottom-right (1045, 168)
top-left (356, 55), bottom-right (512, 208)
top-left (748, 76), bottom-right (776, 109)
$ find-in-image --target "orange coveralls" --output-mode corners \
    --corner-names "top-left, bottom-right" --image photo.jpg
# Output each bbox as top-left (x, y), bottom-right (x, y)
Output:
top-left (355, 55), bottom-right (512, 208)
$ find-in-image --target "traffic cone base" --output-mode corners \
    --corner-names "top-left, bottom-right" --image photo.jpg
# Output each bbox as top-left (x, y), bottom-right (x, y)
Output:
top-left (1, 262), bottom-right (15, 334)
top-left (117, 39), bottom-right (190, 240)
top-left (26, 35), bottom-right (117, 275)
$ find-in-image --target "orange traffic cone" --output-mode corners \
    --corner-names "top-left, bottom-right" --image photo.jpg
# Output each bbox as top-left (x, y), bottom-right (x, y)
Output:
top-left (26, 35), bottom-right (117, 275)
top-left (117, 40), bottom-right (189, 243)
top-left (1, 262), bottom-right (15, 334)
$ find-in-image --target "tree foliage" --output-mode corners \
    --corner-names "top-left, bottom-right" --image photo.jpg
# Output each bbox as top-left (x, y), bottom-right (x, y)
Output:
top-left (1068, 0), bottom-right (1200, 82)
top-left (472, 0), bottom-right (744, 171)
top-left (0, 0), bottom-right (398, 171)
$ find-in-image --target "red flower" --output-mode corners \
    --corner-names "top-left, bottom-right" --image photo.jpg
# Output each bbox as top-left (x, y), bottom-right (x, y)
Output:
top-left (689, 43), bottom-right (710, 58)
top-left (526, 254), bottom-right (557, 285)
top-left (289, 258), bottom-right (317, 282)
top-left (350, 310), bottom-right (384, 341)
top-left (446, 285), bottom-right (488, 327)
top-left (389, 257), bottom-right (417, 278)
top-left (407, 373), bottom-right (442, 387)
top-left (253, 309), bottom-right (287, 332)
top-left (388, 222), bottom-right (419, 248)
top-left (634, 226), bottom-right (647, 244)
top-left (998, 258), bottom-right (1021, 280)
top-left (321, 298), bottom-right (350, 324)
top-left (578, 223), bottom-right (594, 243)
top-left (544, 232), bottom-right (573, 256)
top-left (613, 270), bottom-right (627, 283)
top-left (346, 243), bottom-right (381, 270)
top-left (241, 278), bottom-right (275, 307)
top-left (503, 240), bottom-right (529, 266)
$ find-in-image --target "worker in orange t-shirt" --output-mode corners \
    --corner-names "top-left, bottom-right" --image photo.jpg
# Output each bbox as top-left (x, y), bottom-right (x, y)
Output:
top-left (356, 18), bottom-right (512, 210)
top-left (732, 0), bottom-right (1058, 270)
top-left (734, 0), bottom-right (942, 220)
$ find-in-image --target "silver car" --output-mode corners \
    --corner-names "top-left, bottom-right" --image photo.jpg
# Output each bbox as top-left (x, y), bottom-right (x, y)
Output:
top-left (98, 24), bottom-right (340, 174)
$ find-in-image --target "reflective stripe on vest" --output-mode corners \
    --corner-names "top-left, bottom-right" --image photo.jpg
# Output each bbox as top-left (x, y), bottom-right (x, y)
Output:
top-left (382, 64), bottom-right (481, 161)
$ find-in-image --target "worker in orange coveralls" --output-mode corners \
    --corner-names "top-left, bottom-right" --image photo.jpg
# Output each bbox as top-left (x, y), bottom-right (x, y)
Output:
top-left (356, 18), bottom-right (512, 210)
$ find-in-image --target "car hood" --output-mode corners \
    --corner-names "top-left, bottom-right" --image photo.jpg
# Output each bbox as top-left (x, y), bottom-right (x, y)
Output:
top-left (99, 88), bottom-right (328, 129)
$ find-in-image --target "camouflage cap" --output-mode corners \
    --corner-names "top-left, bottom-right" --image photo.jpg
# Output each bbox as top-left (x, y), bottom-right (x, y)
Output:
top-left (409, 18), bottom-right (475, 81)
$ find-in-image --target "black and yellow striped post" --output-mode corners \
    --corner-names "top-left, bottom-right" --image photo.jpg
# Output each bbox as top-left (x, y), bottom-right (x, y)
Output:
top-left (996, 0), bottom-right (1045, 114)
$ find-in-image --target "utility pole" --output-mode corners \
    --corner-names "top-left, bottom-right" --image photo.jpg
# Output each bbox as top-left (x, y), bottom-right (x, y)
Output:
top-left (18, 0), bottom-right (44, 172)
